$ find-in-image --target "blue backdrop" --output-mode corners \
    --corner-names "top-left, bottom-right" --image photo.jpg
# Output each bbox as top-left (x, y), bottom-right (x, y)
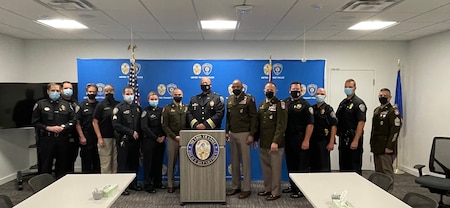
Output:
top-left (77, 59), bottom-right (325, 181)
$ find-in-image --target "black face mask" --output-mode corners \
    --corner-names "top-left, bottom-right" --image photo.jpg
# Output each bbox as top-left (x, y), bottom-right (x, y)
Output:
top-left (265, 91), bottom-right (274, 99)
top-left (290, 91), bottom-right (301, 99)
top-left (173, 97), bottom-right (182, 103)
top-left (105, 93), bottom-right (115, 102)
top-left (201, 85), bottom-right (210, 92)
top-left (379, 97), bottom-right (388, 105)
top-left (87, 94), bottom-right (97, 100)
top-left (232, 89), bottom-right (242, 96)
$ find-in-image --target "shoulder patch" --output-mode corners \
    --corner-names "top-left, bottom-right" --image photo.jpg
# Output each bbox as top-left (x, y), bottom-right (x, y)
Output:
top-left (220, 96), bottom-right (224, 104)
top-left (308, 107), bottom-right (313, 115)
top-left (394, 117), bottom-right (401, 126)
top-left (75, 105), bottom-right (80, 113)
top-left (359, 104), bottom-right (366, 112)
top-left (394, 109), bottom-right (400, 116)
top-left (141, 110), bottom-right (147, 118)
top-left (33, 103), bottom-right (38, 111)
top-left (113, 107), bottom-right (119, 115)
top-left (280, 101), bottom-right (286, 110)
top-left (330, 111), bottom-right (337, 119)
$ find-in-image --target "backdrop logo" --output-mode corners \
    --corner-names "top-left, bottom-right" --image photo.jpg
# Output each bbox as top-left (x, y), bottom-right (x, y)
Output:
top-left (119, 62), bottom-right (142, 79)
top-left (202, 63), bottom-right (213, 75)
top-left (301, 84), bottom-right (307, 96)
top-left (193, 63), bottom-right (201, 75)
top-left (186, 134), bottom-right (220, 167)
top-left (96, 83), bottom-right (106, 96)
top-left (157, 84), bottom-right (167, 96)
top-left (166, 83), bottom-right (177, 95)
top-left (307, 84), bottom-right (318, 96)
top-left (263, 64), bottom-right (271, 75)
top-left (227, 83), bottom-right (248, 95)
top-left (121, 63), bottom-right (130, 75)
top-left (273, 63), bottom-right (283, 75)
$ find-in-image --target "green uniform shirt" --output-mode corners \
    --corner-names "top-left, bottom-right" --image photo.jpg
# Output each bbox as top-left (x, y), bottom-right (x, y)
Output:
top-left (225, 93), bottom-right (257, 136)
top-left (370, 103), bottom-right (402, 154)
top-left (256, 96), bottom-right (287, 149)
top-left (162, 102), bottom-right (188, 140)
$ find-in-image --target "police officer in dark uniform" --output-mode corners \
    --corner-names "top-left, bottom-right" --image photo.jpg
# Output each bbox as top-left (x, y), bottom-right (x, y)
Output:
top-left (255, 82), bottom-right (287, 201)
top-left (162, 88), bottom-right (188, 193)
top-left (225, 79), bottom-right (257, 199)
top-left (32, 82), bottom-right (75, 178)
top-left (336, 79), bottom-right (366, 175)
top-left (311, 88), bottom-right (337, 172)
top-left (61, 81), bottom-right (79, 173)
top-left (283, 81), bottom-right (314, 198)
top-left (112, 86), bottom-right (142, 195)
top-left (141, 91), bottom-right (166, 193)
top-left (75, 83), bottom-right (100, 173)
top-left (370, 88), bottom-right (401, 183)
top-left (187, 77), bottom-right (224, 130)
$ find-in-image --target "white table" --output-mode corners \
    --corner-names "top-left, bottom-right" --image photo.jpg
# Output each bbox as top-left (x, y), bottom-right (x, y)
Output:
top-left (290, 172), bottom-right (411, 208)
top-left (15, 173), bottom-right (135, 208)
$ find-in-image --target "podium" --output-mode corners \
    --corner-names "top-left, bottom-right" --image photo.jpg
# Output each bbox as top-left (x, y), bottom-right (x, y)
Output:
top-left (179, 130), bottom-right (226, 205)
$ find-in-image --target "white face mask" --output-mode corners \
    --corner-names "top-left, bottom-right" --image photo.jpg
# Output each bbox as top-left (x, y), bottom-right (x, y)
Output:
top-left (124, 95), bottom-right (134, 103)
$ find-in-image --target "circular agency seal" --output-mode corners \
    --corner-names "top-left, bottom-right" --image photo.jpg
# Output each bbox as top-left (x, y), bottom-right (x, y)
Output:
top-left (186, 134), bottom-right (220, 167)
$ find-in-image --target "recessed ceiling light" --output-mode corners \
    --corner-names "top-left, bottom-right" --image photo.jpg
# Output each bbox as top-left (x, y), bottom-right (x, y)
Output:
top-left (200, 20), bottom-right (237, 30)
top-left (348, 21), bottom-right (397, 30)
top-left (36, 19), bottom-right (88, 29)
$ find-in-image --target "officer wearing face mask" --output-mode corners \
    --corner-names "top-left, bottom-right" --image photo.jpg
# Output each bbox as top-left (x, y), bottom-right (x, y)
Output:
top-left (32, 82), bottom-right (75, 178)
top-left (225, 79), bottom-right (257, 199)
top-left (75, 83), bottom-right (100, 173)
top-left (112, 86), bottom-right (142, 195)
top-left (311, 88), bottom-right (337, 172)
top-left (370, 88), bottom-right (401, 185)
top-left (162, 88), bottom-right (188, 193)
top-left (255, 82), bottom-right (287, 201)
top-left (336, 79), bottom-right (366, 175)
top-left (61, 81), bottom-right (80, 173)
top-left (187, 77), bottom-right (224, 130)
top-left (282, 81), bottom-right (314, 198)
top-left (93, 84), bottom-right (119, 174)
top-left (140, 91), bottom-right (166, 193)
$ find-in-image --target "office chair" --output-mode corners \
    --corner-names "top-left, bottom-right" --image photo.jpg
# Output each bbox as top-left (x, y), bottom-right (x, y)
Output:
top-left (28, 173), bottom-right (56, 193)
top-left (368, 172), bottom-right (394, 191)
top-left (414, 137), bottom-right (450, 208)
top-left (403, 192), bottom-right (438, 208)
top-left (0, 195), bottom-right (13, 208)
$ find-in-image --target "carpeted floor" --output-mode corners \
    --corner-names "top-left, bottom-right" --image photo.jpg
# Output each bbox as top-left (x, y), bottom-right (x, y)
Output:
top-left (1, 171), bottom-right (449, 207)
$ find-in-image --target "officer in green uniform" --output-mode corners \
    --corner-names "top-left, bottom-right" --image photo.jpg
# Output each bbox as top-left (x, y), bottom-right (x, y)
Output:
top-left (370, 88), bottom-right (401, 184)
top-left (225, 79), bottom-right (257, 199)
top-left (162, 88), bottom-right (188, 193)
top-left (255, 82), bottom-right (287, 201)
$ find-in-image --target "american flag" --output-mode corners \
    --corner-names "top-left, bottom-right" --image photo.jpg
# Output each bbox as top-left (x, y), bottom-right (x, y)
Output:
top-left (128, 63), bottom-right (140, 105)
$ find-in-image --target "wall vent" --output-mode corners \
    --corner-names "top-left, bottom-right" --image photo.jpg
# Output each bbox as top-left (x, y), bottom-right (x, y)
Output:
top-left (36, 0), bottom-right (95, 11)
top-left (341, 0), bottom-right (403, 12)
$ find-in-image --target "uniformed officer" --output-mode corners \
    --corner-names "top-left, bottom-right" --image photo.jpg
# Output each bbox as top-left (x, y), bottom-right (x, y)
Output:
top-left (225, 80), bottom-right (257, 199)
top-left (141, 91), bottom-right (166, 193)
top-left (75, 83), bottom-right (100, 173)
top-left (187, 77), bottom-right (224, 130)
top-left (370, 88), bottom-right (401, 183)
top-left (92, 84), bottom-right (119, 174)
top-left (311, 88), bottom-right (337, 172)
top-left (61, 81), bottom-right (79, 173)
top-left (256, 82), bottom-right (287, 201)
top-left (283, 81), bottom-right (314, 198)
top-left (112, 86), bottom-right (142, 195)
top-left (162, 88), bottom-right (188, 193)
top-left (32, 82), bottom-right (75, 178)
top-left (336, 79), bottom-right (366, 175)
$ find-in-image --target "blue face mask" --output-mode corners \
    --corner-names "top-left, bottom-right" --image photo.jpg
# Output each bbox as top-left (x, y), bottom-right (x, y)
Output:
top-left (49, 92), bottom-right (60, 101)
top-left (315, 95), bottom-right (325, 103)
top-left (149, 100), bottom-right (158, 107)
top-left (124, 95), bottom-right (134, 103)
top-left (344, 88), bottom-right (353, 96)
top-left (63, 89), bottom-right (73, 97)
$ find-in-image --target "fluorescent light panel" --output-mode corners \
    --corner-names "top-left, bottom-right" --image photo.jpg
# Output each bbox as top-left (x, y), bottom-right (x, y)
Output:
top-left (348, 21), bottom-right (397, 30)
top-left (37, 19), bottom-right (88, 29)
top-left (200, 20), bottom-right (237, 30)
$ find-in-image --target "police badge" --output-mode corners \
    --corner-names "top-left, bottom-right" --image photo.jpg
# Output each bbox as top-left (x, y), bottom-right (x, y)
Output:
top-left (121, 63), bottom-right (130, 75)
top-left (186, 134), bottom-right (220, 167)
top-left (157, 84), bottom-right (166, 96)
top-left (193, 63), bottom-right (201, 75)
top-left (202, 63), bottom-right (213, 75)
top-left (307, 84), bottom-right (318, 96)
top-left (273, 63), bottom-right (283, 75)
top-left (166, 83), bottom-right (177, 95)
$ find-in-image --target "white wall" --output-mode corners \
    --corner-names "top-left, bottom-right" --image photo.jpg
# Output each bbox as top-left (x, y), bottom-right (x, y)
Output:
top-left (0, 33), bottom-right (25, 82)
top-left (401, 30), bottom-right (450, 175)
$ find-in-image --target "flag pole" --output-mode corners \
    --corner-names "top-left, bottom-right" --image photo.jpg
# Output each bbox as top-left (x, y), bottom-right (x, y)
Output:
top-left (268, 54), bottom-right (273, 82)
top-left (394, 58), bottom-right (404, 175)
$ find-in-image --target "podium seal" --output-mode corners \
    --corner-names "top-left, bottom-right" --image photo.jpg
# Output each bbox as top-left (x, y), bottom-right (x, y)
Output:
top-left (187, 134), bottom-right (220, 167)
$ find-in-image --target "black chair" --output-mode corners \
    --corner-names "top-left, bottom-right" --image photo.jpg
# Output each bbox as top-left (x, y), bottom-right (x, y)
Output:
top-left (368, 172), bottom-right (393, 191)
top-left (403, 192), bottom-right (438, 208)
top-left (28, 173), bottom-right (56, 193)
top-left (0, 195), bottom-right (13, 208)
top-left (415, 137), bottom-right (450, 208)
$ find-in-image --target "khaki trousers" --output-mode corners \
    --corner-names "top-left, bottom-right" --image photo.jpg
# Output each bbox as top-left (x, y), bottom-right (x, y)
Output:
top-left (259, 147), bottom-right (284, 196)
top-left (167, 137), bottom-right (179, 188)
top-left (98, 138), bottom-right (117, 174)
top-left (374, 153), bottom-right (394, 183)
top-left (229, 131), bottom-right (251, 191)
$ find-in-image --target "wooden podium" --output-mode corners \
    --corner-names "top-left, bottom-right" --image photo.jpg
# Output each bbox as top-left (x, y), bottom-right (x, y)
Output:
top-left (179, 130), bottom-right (226, 205)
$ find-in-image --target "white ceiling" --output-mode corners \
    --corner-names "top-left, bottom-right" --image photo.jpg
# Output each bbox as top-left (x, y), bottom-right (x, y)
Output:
top-left (1, 0), bottom-right (450, 41)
